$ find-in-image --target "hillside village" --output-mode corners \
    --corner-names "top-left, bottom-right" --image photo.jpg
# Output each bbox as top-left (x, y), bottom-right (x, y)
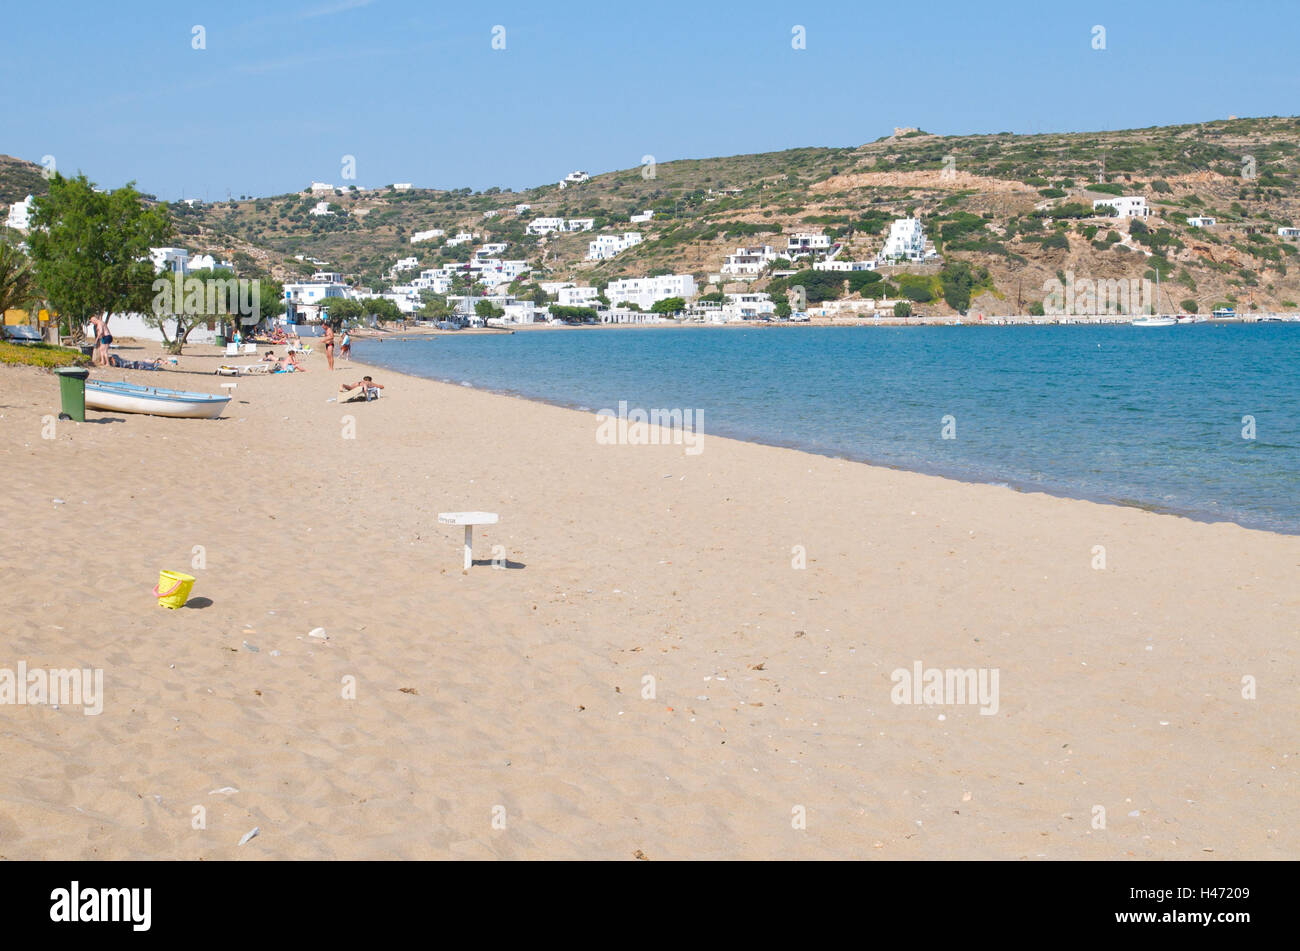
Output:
top-left (5, 115), bottom-right (1300, 333)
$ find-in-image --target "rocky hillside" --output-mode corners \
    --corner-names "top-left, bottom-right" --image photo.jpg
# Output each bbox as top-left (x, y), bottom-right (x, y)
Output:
top-left (5, 115), bottom-right (1300, 313)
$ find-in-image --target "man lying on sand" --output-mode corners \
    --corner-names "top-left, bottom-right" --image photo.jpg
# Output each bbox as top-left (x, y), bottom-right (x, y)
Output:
top-left (339, 376), bottom-right (384, 401)
top-left (107, 354), bottom-right (164, 370)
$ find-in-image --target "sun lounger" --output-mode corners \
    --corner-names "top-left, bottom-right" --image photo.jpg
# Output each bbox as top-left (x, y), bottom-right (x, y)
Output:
top-left (224, 342), bottom-right (240, 357)
top-left (216, 363), bottom-right (270, 376)
top-left (243, 342), bottom-right (257, 355)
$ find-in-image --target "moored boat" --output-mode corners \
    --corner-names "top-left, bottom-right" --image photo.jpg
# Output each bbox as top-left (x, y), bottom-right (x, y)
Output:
top-left (85, 380), bottom-right (230, 419)
top-left (1131, 315), bottom-right (1176, 327)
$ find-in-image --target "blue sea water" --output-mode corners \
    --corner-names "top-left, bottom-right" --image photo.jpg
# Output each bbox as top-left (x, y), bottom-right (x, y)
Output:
top-left (354, 324), bottom-right (1300, 534)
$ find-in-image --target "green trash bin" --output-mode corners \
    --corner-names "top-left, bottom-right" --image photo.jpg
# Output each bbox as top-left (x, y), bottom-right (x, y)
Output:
top-left (54, 367), bottom-right (89, 422)
top-left (214, 335), bottom-right (227, 347)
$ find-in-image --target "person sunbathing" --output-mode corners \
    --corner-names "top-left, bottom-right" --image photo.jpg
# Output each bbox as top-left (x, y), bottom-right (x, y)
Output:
top-left (108, 353), bottom-right (163, 370)
top-left (338, 376), bottom-right (384, 401)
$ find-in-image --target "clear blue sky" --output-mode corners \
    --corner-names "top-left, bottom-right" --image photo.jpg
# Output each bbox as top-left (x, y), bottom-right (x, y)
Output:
top-left (5, 0), bottom-right (1298, 200)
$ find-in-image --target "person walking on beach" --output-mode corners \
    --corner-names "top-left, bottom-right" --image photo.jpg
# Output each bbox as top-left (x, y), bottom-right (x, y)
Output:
top-left (340, 328), bottom-right (351, 362)
top-left (323, 323), bottom-right (336, 370)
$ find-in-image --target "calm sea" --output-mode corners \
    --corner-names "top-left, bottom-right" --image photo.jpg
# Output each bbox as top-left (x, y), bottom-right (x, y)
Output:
top-left (354, 324), bottom-right (1300, 534)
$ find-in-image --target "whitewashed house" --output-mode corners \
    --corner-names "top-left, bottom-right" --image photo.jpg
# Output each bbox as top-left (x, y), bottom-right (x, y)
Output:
top-left (878, 218), bottom-right (936, 263)
top-left (722, 292), bottom-right (775, 321)
top-left (310, 201), bottom-right (334, 216)
top-left (721, 245), bottom-right (778, 276)
top-left (1186, 216), bottom-right (1216, 228)
top-left (1277, 226), bottom-right (1300, 239)
top-left (309, 182), bottom-right (334, 194)
top-left (5, 195), bottom-right (34, 231)
top-left (586, 232), bottom-right (643, 261)
top-left (189, 253), bottom-right (234, 272)
top-left (786, 232), bottom-right (832, 256)
top-left (445, 231), bottom-right (478, 247)
top-left (814, 258), bottom-right (876, 272)
top-left (567, 218), bottom-right (596, 232)
top-left (476, 243), bottom-right (508, 257)
top-left (149, 247), bottom-right (190, 274)
top-left (558, 286), bottom-right (599, 307)
top-left (1093, 196), bottom-right (1149, 219)
top-left (630, 210), bottom-right (655, 223)
top-left (390, 256), bottom-right (419, 274)
top-left (605, 274), bottom-right (697, 310)
top-left (526, 217), bottom-right (567, 236)
top-left (514, 204), bottom-right (531, 214)
top-left (393, 183), bottom-right (413, 191)
top-left (540, 281), bottom-right (575, 296)
top-left (285, 273), bottom-right (352, 322)
top-left (561, 170), bottom-right (590, 186)
top-left (410, 228), bottom-right (445, 243)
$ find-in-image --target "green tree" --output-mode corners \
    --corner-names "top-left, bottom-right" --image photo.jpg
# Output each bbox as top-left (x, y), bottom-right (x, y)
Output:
top-left (650, 296), bottom-right (685, 314)
top-left (0, 238), bottom-right (38, 316)
top-left (148, 267), bottom-right (250, 354)
top-left (893, 301), bottom-right (912, 319)
top-left (1179, 298), bottom-right (1199, 313)
top-left (474, 299), bottom-right (504, 319)
top-left (28, 174), bottom-right (171, 342)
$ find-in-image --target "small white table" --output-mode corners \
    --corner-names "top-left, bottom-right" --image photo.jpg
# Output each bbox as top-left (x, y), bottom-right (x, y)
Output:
top-left (438, 511), bottom-right (499, 570)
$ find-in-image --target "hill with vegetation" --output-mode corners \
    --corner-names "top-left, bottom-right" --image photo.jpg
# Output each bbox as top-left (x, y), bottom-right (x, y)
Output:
top-left (5, 114), bottom-right (1300, 314)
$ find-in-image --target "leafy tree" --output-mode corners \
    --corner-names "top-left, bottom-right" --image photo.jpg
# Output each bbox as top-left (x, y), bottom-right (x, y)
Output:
top-left (650, 296), bottom-right (685, 314)
top-left (28, 174), bottom-right (172, 342)
top-left (148, 267), bottom-right (254, 354)
top-left (474, 299), bottom-right (504, 319)
top-left (893, 301), bottom-right (912, 318)
top-left (1179, 298), bottom-right (1199, 313)
top-left (940, 261), bottom-right (978, 313)
top-left (0, 238), bottom-right (38, 316)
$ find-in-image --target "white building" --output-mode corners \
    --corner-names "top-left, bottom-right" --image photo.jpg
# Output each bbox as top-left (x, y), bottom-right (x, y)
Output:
top-left (483, 209), bottom-right (498, 219)
top-left (1278, 227), bottom-right (1300, 239)
top-left (393, 183), bottom-right (413, 191)
top-left (526, 217), bottom-right (567, 236)
top-left (310, 201), bottom-right (334, 216)
top-left (390, 256), bottom-right (419, 274)
top-left (605, 274), bottom-right (697, 310)
top-left (721, 245), bottom-right (778, 276)
top-left (558, 286), bottom-right (599, 307)
top-left (309, 182), bottom-right (334, 194)
top-left (814, 258), bottom-right (877, 272)
top-left (476, 243), bottom-right (508, 257)
top-left (445, 231), bottom-right (477, 247)
top-left (514, 204), bottom-right (531, 214)
top-left (1093, 196), bottom-right (1149, 219)
top-left (560, 171), bottom-right (590, 186)
top-left (149, 247), bottom-right (190, 274)
top-left (5, 195), bottom-right (34, 231)
top-left (1186, 216), bottom-right (1216, 228)
top-left (410, 228), bottom-right (445, 243)
top-left (630, 210), bottom-right (655, 224)
top-left (722, 292), bottom-right (775, 321)
top-left (189, 253), bottom-right (234, 272)
top-left (878, 218), bottom-right (936, 263)
top-left (586, 232), bottom-right (643, 261)
top-left (284, 274), bottom-right (352, 322)
top-left (540, 281), bottom-right (575, 296)
top-left (503, 300), bottom-right (539, 324)
top-left (786, 232), bottom-right (832, 256)
top-left (568, 218), bottom-right (596, 232)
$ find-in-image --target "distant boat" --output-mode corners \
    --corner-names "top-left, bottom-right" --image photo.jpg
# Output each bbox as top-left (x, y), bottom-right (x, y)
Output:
top-left (1132, 315), bottom-right (1176, 327)
top-left (85, 380), bottom-right (230, 419)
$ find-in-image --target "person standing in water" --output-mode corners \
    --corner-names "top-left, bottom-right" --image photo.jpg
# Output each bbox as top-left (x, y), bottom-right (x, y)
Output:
top-left (322, 322), bottom-right (335, 370)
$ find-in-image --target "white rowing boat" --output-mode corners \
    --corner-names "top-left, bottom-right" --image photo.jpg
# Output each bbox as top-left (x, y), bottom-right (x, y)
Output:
top-left (85, 380), bottom-right (230, 419)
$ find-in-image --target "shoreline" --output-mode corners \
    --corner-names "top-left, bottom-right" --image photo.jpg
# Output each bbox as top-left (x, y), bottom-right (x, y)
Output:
top-left (352, 338), bottom-right (1298, 538)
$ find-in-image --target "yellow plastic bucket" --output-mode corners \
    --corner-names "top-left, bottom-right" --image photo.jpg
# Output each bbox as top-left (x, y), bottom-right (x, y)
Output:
top-left (153, 570), bottom-right (195, 609)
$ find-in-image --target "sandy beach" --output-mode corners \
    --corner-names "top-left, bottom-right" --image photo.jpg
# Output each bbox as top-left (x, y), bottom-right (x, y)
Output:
top-left (0, 342), bottom-right (1295, 860)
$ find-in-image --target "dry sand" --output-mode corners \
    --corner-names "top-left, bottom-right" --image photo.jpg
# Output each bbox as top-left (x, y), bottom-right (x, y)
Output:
top-left (0, 342), bottom-right (1296, 860)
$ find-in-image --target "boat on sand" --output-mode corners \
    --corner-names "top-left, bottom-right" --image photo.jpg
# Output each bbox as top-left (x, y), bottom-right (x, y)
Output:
top-left (85, 380), bottom-right (230, 419)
